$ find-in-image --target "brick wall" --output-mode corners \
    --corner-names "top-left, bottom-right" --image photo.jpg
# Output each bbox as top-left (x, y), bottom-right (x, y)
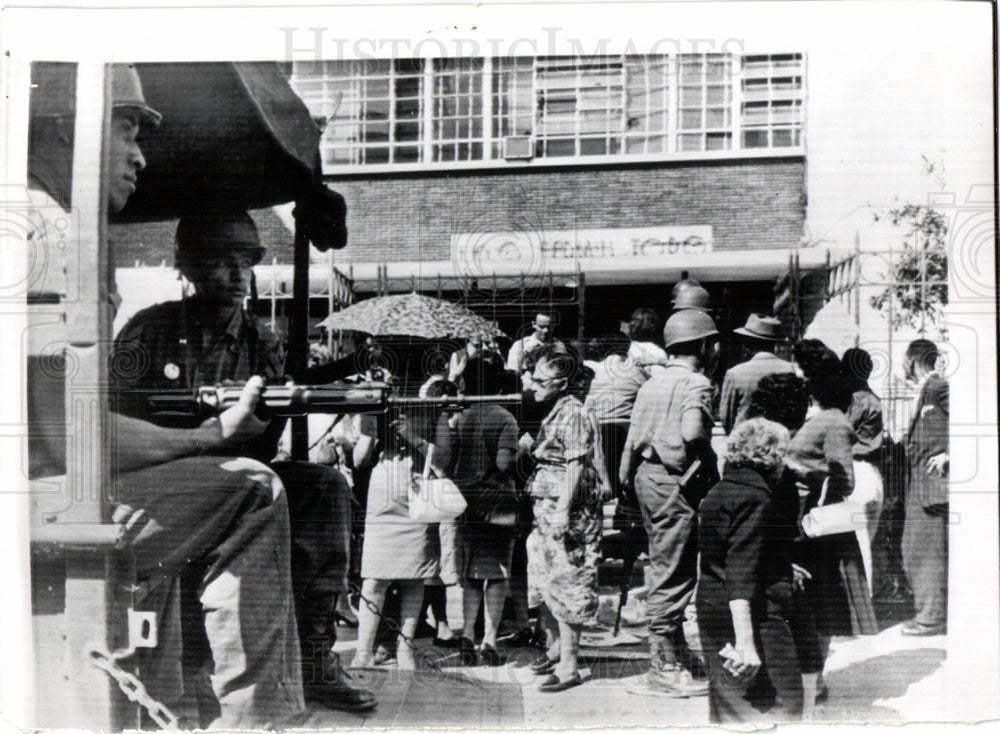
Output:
top-left (327, 157), bottom-right (806, 263)
top-left (109, 157), bottom-right (805, 268)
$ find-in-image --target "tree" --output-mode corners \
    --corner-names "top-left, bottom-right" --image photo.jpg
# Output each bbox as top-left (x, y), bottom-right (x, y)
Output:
top-left (869, 161), bottom-right (949, 335)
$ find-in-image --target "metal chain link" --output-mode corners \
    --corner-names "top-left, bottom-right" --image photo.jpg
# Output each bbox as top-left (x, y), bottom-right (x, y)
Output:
top-left (347, 583), bottom-right (448, 674)
top-left (88, 647), bottom-right (182, 730)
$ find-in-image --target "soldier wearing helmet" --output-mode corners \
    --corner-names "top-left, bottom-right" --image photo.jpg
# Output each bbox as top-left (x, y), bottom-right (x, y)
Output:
top-left (620, 308), bottom-right (721, 697)
top-left (670, 278), bottom-right (712, 314)
top-left (719, 314), bottom-right (795, 434)
top-left (113, 211), bottom-right (377, 718)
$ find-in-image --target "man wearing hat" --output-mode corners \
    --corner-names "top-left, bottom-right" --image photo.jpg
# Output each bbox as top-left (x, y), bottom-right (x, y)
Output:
top-left (719, 314), bottom-right (795, 435)
top-left (112, 212), bottom-right (376, 717)
top-left (619, 310), bottom-right (722, 697)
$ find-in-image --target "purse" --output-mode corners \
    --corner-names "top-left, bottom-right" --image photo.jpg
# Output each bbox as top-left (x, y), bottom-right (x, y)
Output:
top-left (801, 461), bottom-right (884, 539)
top-left (408, 444), bottom-right (468, 523)
top-left (465, 484), bottom-right (522, 528)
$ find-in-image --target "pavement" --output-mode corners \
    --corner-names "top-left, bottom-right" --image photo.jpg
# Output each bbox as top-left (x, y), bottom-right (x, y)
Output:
top-left (306, 604), bottom-right (947, 729)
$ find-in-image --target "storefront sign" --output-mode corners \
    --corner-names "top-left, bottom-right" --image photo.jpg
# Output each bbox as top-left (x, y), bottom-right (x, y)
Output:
top-left (451, 226), bottom-right (713, 265)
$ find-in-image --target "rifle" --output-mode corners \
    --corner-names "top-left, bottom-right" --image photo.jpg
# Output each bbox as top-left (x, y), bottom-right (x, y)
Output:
top-left (123, 384), bottom-right (522, 420)
top-left (123, 382), bottom-right (391, 419)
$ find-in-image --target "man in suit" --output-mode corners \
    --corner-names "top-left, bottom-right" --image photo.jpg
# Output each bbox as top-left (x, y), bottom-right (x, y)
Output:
top-left (900, 339), bottom-right (949, 636)
top-left (719, 314), bottom-right (795, 434)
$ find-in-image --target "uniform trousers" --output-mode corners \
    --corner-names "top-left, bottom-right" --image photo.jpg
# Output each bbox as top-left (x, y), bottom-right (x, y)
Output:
top-left (634, 461), bottom-right (699, 646)
top-left (119, 456), bottom-right (304, 730)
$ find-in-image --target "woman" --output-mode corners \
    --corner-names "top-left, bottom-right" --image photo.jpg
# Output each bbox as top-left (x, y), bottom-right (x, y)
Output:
top-left (785, 345), bottom-right (878, 705)
top-left (697, 418), bottom-right (803, 722)
top-left (523, 347), bottom-right (605, 692)
top-left (353, 404), bottom-right (449, 670)
top-left (449, 353), bottom-right (521, 665)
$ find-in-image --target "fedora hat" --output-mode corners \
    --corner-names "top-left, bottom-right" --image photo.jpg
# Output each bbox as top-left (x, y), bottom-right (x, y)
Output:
top-left (734, 313), bottom-right (783, 341)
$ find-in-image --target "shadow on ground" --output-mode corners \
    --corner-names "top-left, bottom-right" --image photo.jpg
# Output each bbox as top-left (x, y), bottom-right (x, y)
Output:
top-left (818, 647), bottom-right (945, 721)
top-left (302, 668), bottom-right (525, 729)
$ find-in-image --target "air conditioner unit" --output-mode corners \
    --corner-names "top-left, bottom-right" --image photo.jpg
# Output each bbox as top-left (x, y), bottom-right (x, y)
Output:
top-left (503, 135), bottom-right (534, 160)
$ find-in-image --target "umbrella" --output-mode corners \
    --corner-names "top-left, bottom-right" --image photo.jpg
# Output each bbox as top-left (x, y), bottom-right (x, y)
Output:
top-left (319, 292), bottom-right (505, 342)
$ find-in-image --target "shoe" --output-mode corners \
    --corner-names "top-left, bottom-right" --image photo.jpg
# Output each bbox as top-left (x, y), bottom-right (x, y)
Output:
top-left (415, 621), bottom-right (437, 639)
top-left (457, 637), bottom-right (478, 666)
top-left (479, 644), bottom-right (503, 667)
top-left (372, 645), bottom-right (396, 666)
top-left (433, 635), bottom-right (462, 649)
top-left (304, 653), bottom-right (378, 713)
top-left (646, 665), bottom-right (709, 698)
top-left (901, 619), bottom-right (946, 637)
top-left (538, 672), bottom-right (584, 693)
top-left (528, 656), bottom-right (559, 675)
top-left (499, 627), bottom-right (538, 648)
top-left (815, 683), bottom-right (829, 704)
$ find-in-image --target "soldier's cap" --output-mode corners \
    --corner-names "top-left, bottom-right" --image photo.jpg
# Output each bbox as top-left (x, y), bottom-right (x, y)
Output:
top-left (30, 63), bottom-right (161, 129)
top-left (112, 64), bottom-right (161, 129)
top-left (175, 213), bottom-right (266, 264)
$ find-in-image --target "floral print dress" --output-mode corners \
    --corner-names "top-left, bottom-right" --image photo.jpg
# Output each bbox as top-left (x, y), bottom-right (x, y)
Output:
top-left (526, 394), bottom-right (604, 625)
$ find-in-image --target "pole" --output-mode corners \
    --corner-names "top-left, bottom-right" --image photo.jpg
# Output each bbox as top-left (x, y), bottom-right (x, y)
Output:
top-left (289, 218), bottom-right (311, 460)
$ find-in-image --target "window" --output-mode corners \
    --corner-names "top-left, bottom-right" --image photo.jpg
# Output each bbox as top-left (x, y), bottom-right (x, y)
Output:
top-left (290, 52), bottom-right (804, 172)
top-left (741, 54), bottom-right (804, 149)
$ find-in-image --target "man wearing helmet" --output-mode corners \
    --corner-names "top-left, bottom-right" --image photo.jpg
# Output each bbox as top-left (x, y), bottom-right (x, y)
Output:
top-left (112, 212), bottom-right (376, 717)
top-left (620, 309), bottom-right (721, 697)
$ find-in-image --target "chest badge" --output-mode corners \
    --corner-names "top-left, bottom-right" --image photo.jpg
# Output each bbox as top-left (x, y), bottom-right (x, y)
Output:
top-left (164, 362), bottom-right (181, 380)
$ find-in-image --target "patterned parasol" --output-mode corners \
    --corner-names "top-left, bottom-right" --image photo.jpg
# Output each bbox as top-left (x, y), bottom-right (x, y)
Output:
top-left (319, 292), bottom-right (505, 341)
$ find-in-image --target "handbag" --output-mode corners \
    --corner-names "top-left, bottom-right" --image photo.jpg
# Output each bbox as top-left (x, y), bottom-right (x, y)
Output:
top-left (465, 484), bottom-right (522, 528)
top-left (801, 461), bottom-right (884, 539)
top-left (408, 444), bottom-right (467, 523)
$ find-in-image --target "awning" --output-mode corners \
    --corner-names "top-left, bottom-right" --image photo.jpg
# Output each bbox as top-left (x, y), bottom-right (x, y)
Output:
top-left (344, 247), bottom-right (835, 292)
top-left (114, 62), bottom-right (346, 250)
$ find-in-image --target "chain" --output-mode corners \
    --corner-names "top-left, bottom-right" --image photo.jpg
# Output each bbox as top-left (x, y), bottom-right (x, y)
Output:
top-left (88, 647), bottom-right (182, 731)
top-left (347, 583), bottom-right (447, 675)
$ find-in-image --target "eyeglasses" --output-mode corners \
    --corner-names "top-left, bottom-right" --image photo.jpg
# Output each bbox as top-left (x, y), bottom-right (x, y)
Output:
top-left (528, 373), bottom-right (558, 386)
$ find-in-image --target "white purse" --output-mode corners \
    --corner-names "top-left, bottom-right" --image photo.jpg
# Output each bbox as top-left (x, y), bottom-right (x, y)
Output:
top-left (801, 461), bottom-right (883, 539)
top-left (408, 444), bottom-right (468, 523)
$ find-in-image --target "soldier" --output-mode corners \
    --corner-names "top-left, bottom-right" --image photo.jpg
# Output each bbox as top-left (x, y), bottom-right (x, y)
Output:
top-left (619, 310), bottom-right (721, 697)
top-left (112, 212), bottom-right (377, 716)
top-left (719, 314), bottom-right (795, 434)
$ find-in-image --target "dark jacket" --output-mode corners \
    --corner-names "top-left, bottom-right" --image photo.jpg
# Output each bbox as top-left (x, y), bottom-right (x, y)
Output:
top-left (907, 375), bottom-right (949, 508)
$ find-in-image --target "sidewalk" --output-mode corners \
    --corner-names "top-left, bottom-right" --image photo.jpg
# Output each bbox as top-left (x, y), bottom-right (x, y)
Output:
top-left (308, 614), bottom-right (946, 729)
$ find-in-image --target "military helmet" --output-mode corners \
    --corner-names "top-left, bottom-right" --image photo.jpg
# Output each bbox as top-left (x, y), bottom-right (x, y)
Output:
top-left (175, 212), bottom-right (266, 269)
top-left (671, 283), bottom-right (712, 312)
top-left (30, 63), bottom-right (161, 129)
top-left (663, 309), bottom-right (719, 349)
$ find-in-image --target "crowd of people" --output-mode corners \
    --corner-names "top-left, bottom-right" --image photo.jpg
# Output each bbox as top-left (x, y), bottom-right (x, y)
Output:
top-left (26, 64), bottom-right (950, 729)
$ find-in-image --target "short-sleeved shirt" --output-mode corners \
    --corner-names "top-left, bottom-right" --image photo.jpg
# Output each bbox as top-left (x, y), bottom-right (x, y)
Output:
top-left (528, 394), bottom-right (601, 503)
top-left (719, 352), bottom-right (796, 434)
top-left (505, 334), bottom-right (566, 373)
top-left (584, 354), bottom-right (649, 424)
top-left (624, 362), bottom-right (714, 474)
top-left (786, 408), bottom-right (857, 505)
top-left (449, 404), bottom-right (519, 492)
top-left (111, 299), bottom-right (286, 461)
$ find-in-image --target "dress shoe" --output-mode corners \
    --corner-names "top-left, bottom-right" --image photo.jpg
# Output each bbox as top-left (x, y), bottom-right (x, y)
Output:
top-left (305, 653), bottom-right (377, 713)
top-left (457, 636), bottom-right (478, 666)
top-left (901, 619), bottom-right (946, 636)
top-left (528, 656), bottom-right (559, 675)
top-left (538, 672), bottom-right (583, 693)
top-left (433, 635), bottom-right (462, 649)
top-left (479, 644), bottom-right (503, 667)
top-left (499, 627), bottom-right (545, 649)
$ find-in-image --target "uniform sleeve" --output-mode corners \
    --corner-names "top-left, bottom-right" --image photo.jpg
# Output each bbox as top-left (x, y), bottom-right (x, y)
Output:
top-left (682, 376), bottom-right (716, 438)
top-left (724, 490), bottom-right (771, 602)
top-left (109, 315), bottom-right (150, 418)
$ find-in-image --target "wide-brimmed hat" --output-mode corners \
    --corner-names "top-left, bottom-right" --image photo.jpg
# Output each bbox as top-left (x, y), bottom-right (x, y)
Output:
top-left (734, 313), bottom-right (783, 341)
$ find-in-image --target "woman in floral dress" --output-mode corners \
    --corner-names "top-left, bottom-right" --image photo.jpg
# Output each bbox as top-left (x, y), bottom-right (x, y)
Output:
top-left (523, 347), bottom-right (606, 692)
